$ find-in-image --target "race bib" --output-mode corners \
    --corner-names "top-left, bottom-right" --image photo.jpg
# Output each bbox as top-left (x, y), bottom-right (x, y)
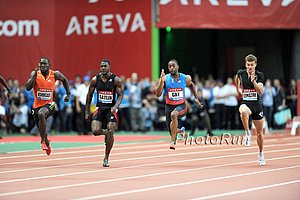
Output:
top-left (168, 88), bottom-right (184, 101)
top-left (98, 91), bottom-right (113, 103)
top-left (37, 89), bottom-right (51, 100)
top-left (243, 89), bottom-right (257, 101)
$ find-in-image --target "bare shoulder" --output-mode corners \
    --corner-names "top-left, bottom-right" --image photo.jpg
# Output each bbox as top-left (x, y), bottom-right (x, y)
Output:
top-left (89, 76), bottom-right (97, 86)
top-left (114, 76), bottom-right (123, 86)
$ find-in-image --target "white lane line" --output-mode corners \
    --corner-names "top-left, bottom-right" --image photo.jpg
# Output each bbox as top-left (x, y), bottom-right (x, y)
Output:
top-left (1, 141), bottom-right (299, 166)
top-left (0, 142), bottom-right (168, 159)
top-left (1, 148), bottom-right (299, 184)
top-left (1, 135), bottom-right (298, 159)
top-left (1, 142), bottom-right (299, 174)
top-left (190, 179), bottom-right (300, 200)
top-left (1, 157), bottom-right (299, 197)
top-left (71, 165), bottom-right (300, 200)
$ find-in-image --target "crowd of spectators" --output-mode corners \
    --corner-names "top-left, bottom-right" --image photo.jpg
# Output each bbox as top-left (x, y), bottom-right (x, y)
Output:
top-left (0, 73), bottom-right (298, 136)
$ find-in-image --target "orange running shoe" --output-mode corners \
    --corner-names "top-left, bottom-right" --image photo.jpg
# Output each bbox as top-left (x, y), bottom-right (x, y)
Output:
top-left (41, 141), bottom-right (51, 156)
top-left (46, 143), bottom-right (51, 156)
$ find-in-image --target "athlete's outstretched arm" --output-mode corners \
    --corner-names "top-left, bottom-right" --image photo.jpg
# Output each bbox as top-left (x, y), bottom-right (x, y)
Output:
top-left (186, 75), bottom-right (203, 108)
top-left (85, 76), bottom-right (96, 120)
top-left (155, 69), bottom-right (165, 97)
top-left (54, 71), bottom-right (70, 102)
top-left (0, 75), bottom-right (11, 94)
top-left (111, 77), bottom-right (124, 113)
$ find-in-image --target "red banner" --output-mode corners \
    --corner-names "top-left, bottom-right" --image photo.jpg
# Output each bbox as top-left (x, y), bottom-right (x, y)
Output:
top-left (157, 0), bottom-right (300, 29)
top-left (0, 0), bottom-right (152, 84)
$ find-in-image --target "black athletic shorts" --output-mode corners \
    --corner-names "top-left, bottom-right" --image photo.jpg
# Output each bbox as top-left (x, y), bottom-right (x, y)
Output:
top-left (32, 102), bottom-right (55, 128)
top-left (165, 103), bottom-right (188, 132)
top-left (92, 107), bottom-right (118, 129)
top-left (241, 101), bottom-right (264, 120)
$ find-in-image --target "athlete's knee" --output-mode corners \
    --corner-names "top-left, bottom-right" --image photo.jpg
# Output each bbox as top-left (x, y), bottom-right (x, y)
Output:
top-left (37, 110), bottom-right (46, 120)
top-left (170, 111), bottom-right (178, 120)
top-left (92, 127), bottom-right (102, 136)
top-left (256, 130), bottom-right (263, 137)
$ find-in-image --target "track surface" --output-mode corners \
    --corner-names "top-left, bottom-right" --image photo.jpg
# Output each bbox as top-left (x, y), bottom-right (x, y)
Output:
top-left (0, 133), bottom-right (299, 200)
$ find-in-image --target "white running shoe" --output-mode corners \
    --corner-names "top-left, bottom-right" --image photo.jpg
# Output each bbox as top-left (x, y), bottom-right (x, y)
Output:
top-left (170, 141), bottom-right (176, 150)
top-left (258, 154), bottom-right (266, 166)
top-left (176, 127), bottom-right (187, 140)
top-left (244, 132), bottom-right (252, 147)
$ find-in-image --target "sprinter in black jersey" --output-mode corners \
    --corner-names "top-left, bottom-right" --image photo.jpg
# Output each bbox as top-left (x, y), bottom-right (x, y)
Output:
top-left (85, 59), bottom-right (124, 167)
top-left (235, 54), bottom-right (266, 166)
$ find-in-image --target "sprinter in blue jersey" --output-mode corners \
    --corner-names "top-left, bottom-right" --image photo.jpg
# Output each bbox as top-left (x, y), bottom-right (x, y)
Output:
top-left (156, 59), bottom-right (202, 150)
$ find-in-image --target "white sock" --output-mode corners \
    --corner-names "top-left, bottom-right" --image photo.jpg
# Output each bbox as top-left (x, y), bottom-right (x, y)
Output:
top-left (259, 152), bottom-right (264, 157)
top-left (245, 130), bottom-right (251, 136)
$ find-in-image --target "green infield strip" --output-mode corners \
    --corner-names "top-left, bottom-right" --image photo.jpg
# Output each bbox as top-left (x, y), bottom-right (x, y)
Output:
top-left (0, 130), bottom-right (244, 153)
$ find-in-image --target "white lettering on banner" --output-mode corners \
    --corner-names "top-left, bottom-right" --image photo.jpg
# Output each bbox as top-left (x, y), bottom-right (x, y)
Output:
top-left (66, 17), bottom-right (82, 35)
top-left (84, 15), bottom-right (98, 35)
top-left (159, 0), bottom-right (295, 7)
top-left (0, 19), bottom-right (39, 37)
top-left (102, 14), bottom-right (114, 34)
top-left (65, 13), bottom-right (146, 36)
top-left (116, 14), bottom-right (131, 33)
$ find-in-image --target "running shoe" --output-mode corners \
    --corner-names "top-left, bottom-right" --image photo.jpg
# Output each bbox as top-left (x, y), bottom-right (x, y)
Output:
top-left (244, 131), bottom-right (252, 147)
top-left (177, 127), bottom-right (187, 140)
top-left (46, 142), bottom-right (51, 156)
top-left (258, 154), bottom-right (266, 166)
top-left (41, 142), bottom-right (51, 156)
top-left (103, 158), bottom-right (110, 167)
top-left (169, 141), bottom-right (176, 150)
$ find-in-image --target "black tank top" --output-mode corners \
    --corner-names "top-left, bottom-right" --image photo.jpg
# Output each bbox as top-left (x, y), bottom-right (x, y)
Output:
top-left (96, 73), bottom-right (117, 110)
top-left (237, 69), bottom-right (264, 103)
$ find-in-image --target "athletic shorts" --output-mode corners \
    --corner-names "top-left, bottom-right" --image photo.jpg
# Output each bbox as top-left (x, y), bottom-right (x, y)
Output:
top-left (32, 102), bottom-right (55, 128)
top-left (241, 101), bottom-right (264, 120)
top-left (92, 107), bottom-right (118, 129)
top-left (165, 103), bottom-right (188, 132)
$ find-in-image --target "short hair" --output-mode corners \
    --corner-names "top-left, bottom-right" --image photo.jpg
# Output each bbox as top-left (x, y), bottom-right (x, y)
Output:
top-left (169, 59), bottom-right (179, 66)
top-left (245, 54), bottom-right (257, 63)
top-left (39, 57), bottom-right (50, 65)
top-left (100, 59), bottom-right (111, 66)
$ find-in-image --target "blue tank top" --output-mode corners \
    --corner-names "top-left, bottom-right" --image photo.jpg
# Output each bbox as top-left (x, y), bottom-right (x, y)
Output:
top-left (164, 73), bottom-right (186, 105)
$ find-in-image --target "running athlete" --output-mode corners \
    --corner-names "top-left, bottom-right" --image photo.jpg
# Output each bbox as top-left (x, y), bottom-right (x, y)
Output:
top-left (0, 75), bottom-right (11, 98)
top-left (235, 54), bottom-right (266, 166)
top-left (25, 57), bottom-right (70, 155)
top-left (156, 59), bottom-right (202, 150)
top-left (85, 59), bottom-right (123, 167)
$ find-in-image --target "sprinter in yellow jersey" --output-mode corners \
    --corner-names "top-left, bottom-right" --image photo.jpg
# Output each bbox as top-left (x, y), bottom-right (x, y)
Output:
top-left (26, 57), bottom-right (70, 155)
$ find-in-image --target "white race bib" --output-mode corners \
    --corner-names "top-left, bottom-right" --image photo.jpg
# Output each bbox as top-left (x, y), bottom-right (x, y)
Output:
top-left (168, 88), bottom-right (184, 101)
top-left (98, 91), bottom-right (113, 103)
top-left (37, 89), bottom-right (51, 100)
top-left (243, 89), bottom-right (257, 101)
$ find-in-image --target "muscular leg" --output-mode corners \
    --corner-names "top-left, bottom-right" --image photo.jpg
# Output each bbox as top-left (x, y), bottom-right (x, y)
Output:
top-left (170, 110), bottom-right (179, 143)
top-left (91, 120), bottom-right (106, 136)
top-left (253, 118), bottom-right (264, 153)
top-left (239, 104), bottom-right (252, 132)
top-left (104, 122), bottom-right (116, 160)
top-left (37, 107), bottom-right (50, 145)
